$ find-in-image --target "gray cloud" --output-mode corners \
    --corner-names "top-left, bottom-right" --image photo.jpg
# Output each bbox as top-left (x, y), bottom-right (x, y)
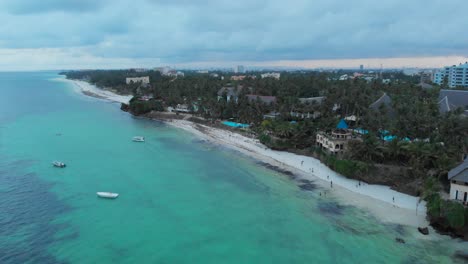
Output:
top-left (0, 0), bottom-right (108, 14)
top-left (0, 0), bottom-right (467, 65)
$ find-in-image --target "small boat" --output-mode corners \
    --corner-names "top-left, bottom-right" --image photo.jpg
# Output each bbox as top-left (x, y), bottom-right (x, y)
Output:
top-left (97, 192), bottom-right (119, 199)
top-left (52, 161), bottom-right (66, 168)
top-left (132, 136), bottom-right (145, 142)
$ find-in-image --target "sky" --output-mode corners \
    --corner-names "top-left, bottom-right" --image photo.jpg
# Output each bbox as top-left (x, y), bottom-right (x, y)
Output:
top-left (0, 0), bottom-right (467, 70)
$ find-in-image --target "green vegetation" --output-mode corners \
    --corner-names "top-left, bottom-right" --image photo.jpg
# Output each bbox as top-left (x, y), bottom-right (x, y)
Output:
top-left (61, 69), bottom-right (468, 237)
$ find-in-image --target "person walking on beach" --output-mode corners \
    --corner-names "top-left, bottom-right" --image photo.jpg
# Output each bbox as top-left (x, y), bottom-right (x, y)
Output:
top-left (330, 181), bottom-right (333, 188)
top-left (301, 160), bottom-right (304, 166)
top-left (392, 196), bottom-right (395, 203)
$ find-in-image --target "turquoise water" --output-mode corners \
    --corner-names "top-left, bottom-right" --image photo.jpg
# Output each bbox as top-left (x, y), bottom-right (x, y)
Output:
top-left (222, 121), bottom-right (249, 128)
top-left (0, 72), bottom-right (465, 263)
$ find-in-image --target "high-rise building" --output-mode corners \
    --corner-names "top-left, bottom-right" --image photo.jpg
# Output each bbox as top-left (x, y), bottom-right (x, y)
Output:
top-left (359, 65), bottom-right (364, 71)
top-left (236, 65), bottom-right (245, 73)
top-left (433, 62), bottom-right (468, 88)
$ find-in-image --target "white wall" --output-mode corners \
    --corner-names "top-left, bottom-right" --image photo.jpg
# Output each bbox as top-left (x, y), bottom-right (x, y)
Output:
top-left (450, 182), bottom-right (468, 201)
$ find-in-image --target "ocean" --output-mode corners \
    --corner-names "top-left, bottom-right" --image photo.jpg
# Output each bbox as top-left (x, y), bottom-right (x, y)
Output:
top-left (0, 72), bottom-right (463, 263)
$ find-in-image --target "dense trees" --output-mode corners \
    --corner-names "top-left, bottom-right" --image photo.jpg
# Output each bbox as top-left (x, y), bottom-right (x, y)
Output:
top-left (61, 69), bottom-right (468, 183)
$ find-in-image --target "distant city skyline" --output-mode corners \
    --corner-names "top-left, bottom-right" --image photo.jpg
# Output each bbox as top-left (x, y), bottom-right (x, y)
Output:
top-left (0, 0), bottom-right (467, 70)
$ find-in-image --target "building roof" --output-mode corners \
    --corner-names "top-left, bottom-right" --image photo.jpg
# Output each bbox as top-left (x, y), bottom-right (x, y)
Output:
top-left (336, 119), bottom-right (348, 129)
top-left (246, 95), bottom-right (277, 104)
top-left (217, 86), bottom-right (243, 97)
top-left (369, 92), bottom-right (394, 115)
top-left (448, 158), bottom-right (468, 183)
top-left (299, 96), bottom-right (325, 104)
top-left (438, 89), bottom-right (468, 114)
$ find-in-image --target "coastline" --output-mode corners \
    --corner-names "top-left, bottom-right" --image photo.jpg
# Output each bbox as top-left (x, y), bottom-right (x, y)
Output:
top-left (63, 78), bottom-right (433, 230)
top-left (52, 76), bottom-right (132, 104)
top-left (165, 119), bottom-right (429, 228)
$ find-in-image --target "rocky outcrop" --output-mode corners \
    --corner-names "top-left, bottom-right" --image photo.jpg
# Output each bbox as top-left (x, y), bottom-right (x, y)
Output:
top-left (120, 103), bottom-right (129, 112)
top-left (417, 227), bottom-right (429, 235)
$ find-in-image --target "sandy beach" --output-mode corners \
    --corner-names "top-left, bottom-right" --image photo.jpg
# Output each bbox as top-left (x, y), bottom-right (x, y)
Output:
top-left (64, 80), bottom-right (431, 229)
top-left (166, 119), bottom-right (429, 228)
top-left (52, 77), bottom-right (132, 104)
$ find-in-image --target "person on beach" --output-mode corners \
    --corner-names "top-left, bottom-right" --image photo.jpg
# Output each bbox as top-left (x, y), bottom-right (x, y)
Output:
top-left (330, 181), bottom-right (333, 188)
top-left (393, 197), bottom-right (395, 203)
top-left (301, 160), bottom-right (304, 166)
top-left (327, 175), bottom-right (329, 179)
top-left (358, 181), bottom-right (361, 186)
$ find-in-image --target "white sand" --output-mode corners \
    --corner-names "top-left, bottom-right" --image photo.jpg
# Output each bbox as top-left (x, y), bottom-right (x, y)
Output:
top-left (52, 77), bottom-right (132, 104)
top-left (59, 78), bottom-right (428, 227)
top-left (168, 119), bottom-right (429, 227)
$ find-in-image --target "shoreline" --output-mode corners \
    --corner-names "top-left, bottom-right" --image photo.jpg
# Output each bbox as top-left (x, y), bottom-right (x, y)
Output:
top-left (165, 118), bottom-right (429, 228)
top-left (51, 76), bottom-right (132, 104)
top-left (62, 78), bottom-right (433, 230)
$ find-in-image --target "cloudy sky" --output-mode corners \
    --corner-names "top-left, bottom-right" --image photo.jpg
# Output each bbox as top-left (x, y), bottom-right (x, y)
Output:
top-left (0, 0), bottom-right (467, 70)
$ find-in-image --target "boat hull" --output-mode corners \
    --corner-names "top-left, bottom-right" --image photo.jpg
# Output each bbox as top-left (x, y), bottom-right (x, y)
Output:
top-left (96, 192), bottom-right (119, 199)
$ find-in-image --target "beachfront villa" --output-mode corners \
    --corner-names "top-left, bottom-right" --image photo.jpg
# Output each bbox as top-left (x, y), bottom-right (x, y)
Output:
top-left (316, 120), bottom-right (354, 155)
top-left (217, 86), bottom-right (243, 102)
top-left (448, 158), bottom-right (468, 204)
top-left (125, 76), bottom-right (150, 85)
top-left (290, 96), bottom-right (325, 119)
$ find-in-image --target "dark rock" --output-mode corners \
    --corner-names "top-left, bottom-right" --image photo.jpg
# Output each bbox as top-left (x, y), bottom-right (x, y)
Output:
top-left (395, 237), bottom-right (405, 244)
top-left (418, 227), bottom-right (429, 235)
top-left (120, 103), bottom-right (129, 112)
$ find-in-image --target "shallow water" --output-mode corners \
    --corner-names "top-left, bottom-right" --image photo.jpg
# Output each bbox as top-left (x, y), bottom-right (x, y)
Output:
top-left (0, 72), bottom-right (465, 263)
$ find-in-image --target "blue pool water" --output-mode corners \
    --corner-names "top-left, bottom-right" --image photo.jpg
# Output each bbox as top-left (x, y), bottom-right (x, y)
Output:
top-left (222, 121), bottom-right (250, 128)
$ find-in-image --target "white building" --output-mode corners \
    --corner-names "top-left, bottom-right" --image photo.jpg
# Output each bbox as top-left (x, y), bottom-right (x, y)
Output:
top-left (154, 66), bottom-right (171, 75)
top-left (338, 74), bottom-right (348, 81)
top-left (316, 130), bottom-right (353, 155)
top-left (433, 62), bottom-right (468, 88)
top-left (448, 158), bottom-right (468, 204)
top-left (126, 76), bottom-right (150, 85)
top-left (261, 72), bottom-right (281, 80)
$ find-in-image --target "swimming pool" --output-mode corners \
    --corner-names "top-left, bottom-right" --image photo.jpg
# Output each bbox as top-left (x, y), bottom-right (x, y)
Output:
top-left (222, 121), bottom-right (250, 128)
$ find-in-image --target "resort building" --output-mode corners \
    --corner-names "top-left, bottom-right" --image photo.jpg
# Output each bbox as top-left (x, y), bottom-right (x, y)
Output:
top-left (339, 74), bottom-right (349, 81)
top-left (217, 86), bottom-right (243, 102)
top-left (316, 120), bottom-right (354, 155)
top-left (246, 95), bottom-right (277, 105)
top-left (433, 62), bottom-right (468, 88)
top-left (438, 89), bottom-right (468, 116)
top-left (261, 72), bottom-right (281, 80)
top-left (448, 158), bottom-right (468, 204)
top-left (175, 104), bottom-right (190, 113)
top-left (126, 76), bottom-right (150, 85)
top-left (290, 96), bottom-right (325, 119)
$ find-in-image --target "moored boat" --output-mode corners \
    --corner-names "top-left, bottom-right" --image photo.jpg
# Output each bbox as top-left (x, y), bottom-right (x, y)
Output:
top-left (97, 192), bottom-right (119, 199)
top-left (52, 161), bottom-right (66, 168)
top-left (132, 136), bottom-right (145, 142)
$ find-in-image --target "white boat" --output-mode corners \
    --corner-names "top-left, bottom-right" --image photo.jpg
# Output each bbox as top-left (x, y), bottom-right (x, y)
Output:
top-left (132, 136), bottom-right (145, 142)
top-left (52, 161), bottom-right (66, 168)
top-left (97, 192), bottom-right (119, 199)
